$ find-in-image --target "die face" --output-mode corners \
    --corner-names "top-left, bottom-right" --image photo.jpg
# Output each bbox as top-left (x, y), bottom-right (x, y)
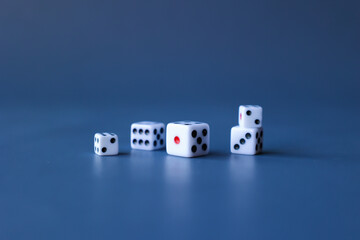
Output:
top-left (166, 121), bottom-right (210, 157)
top-left (94, 133), bottom-right (119, 156)
top-left (230, 127), bottom-right (263, 155)
top-left (131, 122), bottom-right (165, 150)
top-left (239, 105), bottom-right (263, 128)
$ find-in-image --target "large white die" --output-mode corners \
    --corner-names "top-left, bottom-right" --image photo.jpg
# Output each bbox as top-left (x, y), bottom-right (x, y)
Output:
top-left (131, 121), bottom-right (166, 150)
top-left (238, 105), bottom-right (263, 128)
top-left (94, 132), bottom-right (119, 156)
top-left (166, 121), bottom-right (210, 158)
top-left (230, 126), bottom-right (263, 155)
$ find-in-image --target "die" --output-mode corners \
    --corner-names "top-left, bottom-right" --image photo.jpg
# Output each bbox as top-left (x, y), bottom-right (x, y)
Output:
top-left (131, 121), bottom-right (166, 150)
top-left (238, 105), bottom-right (263, 128)
top-left (230, 126), bottom-right (263, 155)
top-left (166, 121), bottom-right (210, 158)
top-left (94, 132), bottom-right (119, 156)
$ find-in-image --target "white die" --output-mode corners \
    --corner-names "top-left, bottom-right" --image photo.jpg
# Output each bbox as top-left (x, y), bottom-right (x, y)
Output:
top-left (238, 105), bottom-right (263, 128)
top-left (131, 121), bottom-right (166, 150)
top-left (94, 132), bottom-right (119, 156)
top-left (166, 121), bottom-right (210, 158)
top-left (230, 126), bottom-right (263, 155)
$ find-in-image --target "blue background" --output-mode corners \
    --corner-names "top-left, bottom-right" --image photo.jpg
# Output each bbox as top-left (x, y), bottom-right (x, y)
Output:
top-left (1, 0), bottom-right (360, 239)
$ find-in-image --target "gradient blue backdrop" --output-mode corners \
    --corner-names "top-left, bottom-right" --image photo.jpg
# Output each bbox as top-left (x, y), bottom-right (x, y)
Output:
top-left (1, 0), bottom-right (359, 239)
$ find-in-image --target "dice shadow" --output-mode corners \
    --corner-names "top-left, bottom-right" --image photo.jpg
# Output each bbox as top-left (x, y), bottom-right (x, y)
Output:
top-left (205, 151), bottom-right (231, 160)
top-left (117, 151), bottom-right (131, 156)
top-left (92, 151), bottom-right (130, 157)
top-left (260, 150), bottom-right (320, 160)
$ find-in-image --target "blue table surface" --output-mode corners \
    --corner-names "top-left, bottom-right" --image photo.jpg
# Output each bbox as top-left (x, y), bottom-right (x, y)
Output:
top-left (1, 0), bottom-right (359, 238)
top-left (1, 103), bottom-right (359, 240)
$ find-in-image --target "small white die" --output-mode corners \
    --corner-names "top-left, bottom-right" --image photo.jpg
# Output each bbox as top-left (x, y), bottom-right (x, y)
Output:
top-left (239, 105), bottom-right (263, 128)
top-left (94, 132), bottom-right (119, 156)
top-left (230, 126), bottom-right (263, 155)
top-left (131, 121), bottom-right (166, 150)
